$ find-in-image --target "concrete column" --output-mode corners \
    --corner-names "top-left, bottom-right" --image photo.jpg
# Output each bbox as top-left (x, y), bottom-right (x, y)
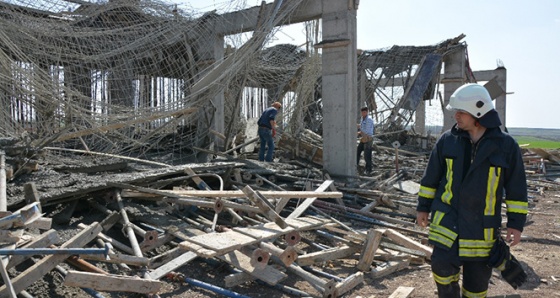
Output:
top-left (442, 48), bottom-right (466, 132)
top-left (493, 67), bottom-right (507, 129)
top-left (357, 68), bottom-right (366, 109)
top-left (321, 1), bottom-right (358, 176)
top-left (414, 99), bottom-right (426, 135)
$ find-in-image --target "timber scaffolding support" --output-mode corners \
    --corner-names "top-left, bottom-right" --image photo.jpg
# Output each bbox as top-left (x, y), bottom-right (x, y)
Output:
top-left (0, 0), bottom-right (526, 296)
top-left (0, 135), bottom-right (555, 296)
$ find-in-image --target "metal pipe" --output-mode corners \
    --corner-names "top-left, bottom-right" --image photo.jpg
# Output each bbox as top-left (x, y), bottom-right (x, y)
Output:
top-left (77, 223), bottom-right (134, 255)
top-left (89, 200), bottom-right (154, 241)
top-left (184, 277), bottom-right (251, 298)
top-left (0, 152), bottom-right (6, 211)
top-left (0, 246), bottom-right (109, 256)
top-left (302, 266), bottom-right (343, 282)
top-left (114, 190), bottom-right (143, 258)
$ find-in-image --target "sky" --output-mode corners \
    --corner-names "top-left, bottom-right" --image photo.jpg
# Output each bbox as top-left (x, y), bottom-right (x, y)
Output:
top-left (179, 0), bottom-right (560, 129)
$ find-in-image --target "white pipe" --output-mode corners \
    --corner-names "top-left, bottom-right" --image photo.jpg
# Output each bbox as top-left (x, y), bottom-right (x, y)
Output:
top-left (0, 152), bottom-right (6, 212)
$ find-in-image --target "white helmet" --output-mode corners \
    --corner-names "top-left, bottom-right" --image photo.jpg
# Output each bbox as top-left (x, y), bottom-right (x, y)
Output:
top-left (447, 83), bottom-right (494, 118)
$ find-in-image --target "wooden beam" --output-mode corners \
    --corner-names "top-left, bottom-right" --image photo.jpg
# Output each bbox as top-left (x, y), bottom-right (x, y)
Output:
top-left (6, 229), bottom-right (60, 270)
top-left (286, 180), bottom-right (334, 219)
top-left (0, 222), bottom-right (102, 296)
top-left (388, 286), bottom-right (415, 298)
top-left (146, 251), bottom-right (197, 280)
top-left (357, 229), bottom-right (383, 271)
top-left (64, 271), bottom-right (162, 294)
top-left (219, 250), bottom-right (287, 286)
top-left (335, 272), bottom-right (364, 297)
top-left (296, 245), bottom-right (360, 267)
top-left (170, 189), bottom-right (342, 199)
top-left (242, 185), bottom-right (287, 229)
top-left (370, 259), bottom-right (411, 279)
top-left (383, 229), bottom-right (432, 260)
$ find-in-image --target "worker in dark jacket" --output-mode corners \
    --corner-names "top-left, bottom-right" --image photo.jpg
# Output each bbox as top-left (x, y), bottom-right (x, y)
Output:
top-left (416, 83), bottom-right (528, 297)
top-left (257, 101), bottom-right (282, 162)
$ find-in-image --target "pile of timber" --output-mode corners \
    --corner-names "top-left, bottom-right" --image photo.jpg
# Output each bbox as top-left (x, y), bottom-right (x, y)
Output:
top-left (0, 135), bottom-right (551, 297)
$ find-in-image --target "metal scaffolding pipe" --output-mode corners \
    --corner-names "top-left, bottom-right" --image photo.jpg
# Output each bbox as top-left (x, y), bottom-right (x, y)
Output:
top-left (114, 190), bottom-right (143, 258)
top-left (184, 277), bottom-right (251, 298)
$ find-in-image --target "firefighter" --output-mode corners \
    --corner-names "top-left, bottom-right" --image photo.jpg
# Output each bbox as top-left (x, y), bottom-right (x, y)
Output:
top-left (416, 83), bottom-right (528, 297)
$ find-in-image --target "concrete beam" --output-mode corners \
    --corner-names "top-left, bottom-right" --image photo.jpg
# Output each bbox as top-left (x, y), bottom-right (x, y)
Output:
top-left (216, 0), bottom-right (323, 36)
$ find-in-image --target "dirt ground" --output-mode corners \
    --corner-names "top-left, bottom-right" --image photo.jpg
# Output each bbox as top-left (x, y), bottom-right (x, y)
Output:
top-left (12, 187), bottom-right (560, 298)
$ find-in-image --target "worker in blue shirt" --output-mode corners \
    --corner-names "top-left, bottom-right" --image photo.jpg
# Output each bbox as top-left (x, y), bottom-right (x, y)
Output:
top-left (257, 101), bottom-right (282, 162)
top-left (357, 106), bottom-right (375, 174)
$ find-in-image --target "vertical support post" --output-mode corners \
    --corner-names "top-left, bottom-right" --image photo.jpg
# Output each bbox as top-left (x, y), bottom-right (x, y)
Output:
top-left (442, 48), bottom-right (466, 132)
top-left (321, 0), bottom-right (359, 176)
top-left (414, 99), bottom-right (426, 135)
top-left (114, 190), bottom-right (143, 258)
top-left (493, 67), bottom-right (507, 130)
top-left (0, 152), bottom-right (6, 212)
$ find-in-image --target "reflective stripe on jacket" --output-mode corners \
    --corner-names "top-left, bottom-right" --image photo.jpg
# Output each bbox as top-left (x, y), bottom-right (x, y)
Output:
top-left (417, 125), bottom-right (528, 261)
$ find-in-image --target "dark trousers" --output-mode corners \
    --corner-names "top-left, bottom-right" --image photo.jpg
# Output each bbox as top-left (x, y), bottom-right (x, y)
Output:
top-left (258, 126), bottom-right (274, 162)
top-left (431, 245), bottom-right (493, 298)
top-left (357, 141), bottom-right (373, 172)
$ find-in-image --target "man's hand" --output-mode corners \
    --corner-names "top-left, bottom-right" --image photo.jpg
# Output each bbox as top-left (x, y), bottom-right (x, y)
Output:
top-left (416, 211), bottom-right (429, 228)
top-left (272, 128), bottom-right (276, 138)
top-left (506, 228), bottom-right (522, 246)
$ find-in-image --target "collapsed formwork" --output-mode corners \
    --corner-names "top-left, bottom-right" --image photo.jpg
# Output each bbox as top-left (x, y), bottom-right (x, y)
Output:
top-left (0, 0), bottom-right (491, 164)
top-left (0, 1), bottom-right (541, 297)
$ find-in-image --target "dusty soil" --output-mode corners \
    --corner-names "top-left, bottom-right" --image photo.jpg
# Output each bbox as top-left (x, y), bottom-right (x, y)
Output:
top-left (11, 187), bottom-right (560, 298)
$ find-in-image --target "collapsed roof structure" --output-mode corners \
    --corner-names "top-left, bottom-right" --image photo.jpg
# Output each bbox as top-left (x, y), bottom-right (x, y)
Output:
top-left (0, 0), bottom-right (507, 168)
top-left (0, 1), bottom-right (530, 297)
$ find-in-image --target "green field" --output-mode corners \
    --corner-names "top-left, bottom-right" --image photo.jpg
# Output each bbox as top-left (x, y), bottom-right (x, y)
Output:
top-left (513, 136), bottom-right (560, 149)
top-left (507, 127), bottom-right (560, 149)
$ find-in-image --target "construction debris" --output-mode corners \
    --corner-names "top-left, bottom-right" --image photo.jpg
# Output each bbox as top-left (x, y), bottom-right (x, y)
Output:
top-left (0, 0), bottom-right (557, 297)
top-left (1, 130), bottom-right (556, 297)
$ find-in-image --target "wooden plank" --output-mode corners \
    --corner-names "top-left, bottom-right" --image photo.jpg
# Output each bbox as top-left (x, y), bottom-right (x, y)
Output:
top-left (64, 270), bottom-right (162, 294)
top-left (0, 230), bottom-right (21, 243)
top-left (287, 180), bottom-right (334, 219)
top-left (357, 229), bottom-right (383, 271)
top-left (146, 251), bottom-right (197, 280)
top-left (180, 216), bottom-right (326, 258)
top-left (7, 229), bottom-right (60, 269)
top-left (242, 185), bottom-right (287, 229)
top-left (370, 259), bottom-right (411, 279)
top-left (26, 217), bottom-right (52, 230)
top-left (178, 241), bottom-right (219, 258)
top-left (79, 252), bottom-right (150, 267)
top-left (297, 245), bottom-right (360, 266)
top-left (233, 224), bottom-right (289, 240)
top-left (383, 229), bottom-right (432, 260)
top-left (0, 257), bottom-right (16, 298)
top-left (224, 271), bottom-right (255, 287)
top-left (219, 250), bottom-right (287, 285)
top-left (0, 222), bottom-right (102, 296)
top-left (335, 272), bottom-right (364, 297)
top-left (392, 180), bottom-right (420, 195)
top-left (388, 286), bottom-right (415, 298)
top-left (185, 230), bottom-right (258, 255)
top-left (170, 189), bottom-right (342, 199)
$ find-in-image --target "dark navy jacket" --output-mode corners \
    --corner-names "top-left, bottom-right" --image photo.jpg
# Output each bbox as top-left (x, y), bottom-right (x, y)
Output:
top-left (417, 125), bottom-right (528, 261)
top-left (258, 107), bottom-right (278, 129)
